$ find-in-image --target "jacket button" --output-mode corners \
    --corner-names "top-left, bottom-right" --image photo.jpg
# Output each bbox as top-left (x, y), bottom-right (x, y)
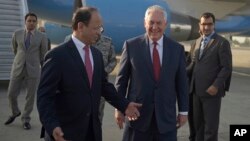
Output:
top-left (86, 113), bottom-right (90, 117)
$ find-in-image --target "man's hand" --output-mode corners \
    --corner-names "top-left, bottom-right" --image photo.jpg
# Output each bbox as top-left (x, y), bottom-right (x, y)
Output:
top-left (176, 114), bottom-right (188, 129)
top-left (53, 127), bottom-right (67, 141)
top-left (114, 109), bottom-right (125, 129)
top-left (206, 85), bottom-right (218, 96)
top-left (125, 102), bottom-right (142, 121)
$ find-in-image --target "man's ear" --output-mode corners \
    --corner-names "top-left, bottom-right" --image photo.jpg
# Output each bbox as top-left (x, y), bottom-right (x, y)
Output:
top-left (78, 22), bottom-right (85, 31)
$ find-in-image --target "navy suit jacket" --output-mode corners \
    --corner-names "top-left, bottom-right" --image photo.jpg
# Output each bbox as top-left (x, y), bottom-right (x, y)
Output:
top-left (115, 34), bottom-right (189, 133)
top-left (37, 39), bottom-right (129, 141)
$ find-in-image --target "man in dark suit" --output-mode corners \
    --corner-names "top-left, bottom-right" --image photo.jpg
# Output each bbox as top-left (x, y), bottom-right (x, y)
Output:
top-left (187, 12), bottom-right (232, 141)
top-left (115, 5), bottom-right (189, 141)
top-left (37, 7), bottom-right (141, 141)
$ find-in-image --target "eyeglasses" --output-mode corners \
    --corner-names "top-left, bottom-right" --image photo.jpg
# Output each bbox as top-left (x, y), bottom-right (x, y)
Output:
top-left (94, 26), bottom-right (104, 33)
top-left (200, 23), bottom-right (214, 26)
top-left (81, 21), bottom-right (104, 33)
top-left (99, 26), bottom-right (104, 33)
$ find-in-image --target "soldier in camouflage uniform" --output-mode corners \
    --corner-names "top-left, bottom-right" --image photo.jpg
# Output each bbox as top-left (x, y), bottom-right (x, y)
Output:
top-left (64, 34), bottom-right (117, 125)
top-left (94, 35), bottom-right (117, 125)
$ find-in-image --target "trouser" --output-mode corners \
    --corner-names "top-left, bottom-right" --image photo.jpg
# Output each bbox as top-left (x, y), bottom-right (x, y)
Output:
top-left (193, 94), bottom-right (221, 141)
top-left (188, 93), bottom-right (196, 141)
top-left (122, 112), bottom-right (177, 141)
top-left (85, 118), bottom-right (95, 141)
top-left (8, 68), bottom-right (40, 123)
top-left (44, 131), bottom-right (53, 141)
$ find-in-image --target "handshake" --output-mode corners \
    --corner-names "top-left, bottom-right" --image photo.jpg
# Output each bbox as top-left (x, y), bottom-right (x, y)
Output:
top-left (115, 102), bottom-right (142, 129)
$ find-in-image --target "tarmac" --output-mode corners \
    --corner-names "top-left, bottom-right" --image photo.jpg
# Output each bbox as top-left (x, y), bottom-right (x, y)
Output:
top-left (0, 46), bottom-right (250, 141)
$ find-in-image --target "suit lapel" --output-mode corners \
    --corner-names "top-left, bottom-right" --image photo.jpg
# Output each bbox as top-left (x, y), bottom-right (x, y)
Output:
top-left (67, 40), bottom-right (90, 87)
top-left (28, 30), bottom-right (36, 51)
top-left (21, 30), bottom-right (26, 50)
top-left (143, 35), bottom-right (154, 81)
top-left (32, 30), bottom-right (39, 44)
top-left (143, 35), bottom-right (171, 82)
top-left (200, 34), bottom-right (217, 60)
top-left (195, 37), bottom-right (202, 61)
top-left (25, 30), bottom-right (38, 51)
top-left (160, 36), bottom-right (171, 82)
top-left (91, 47), bottom-right (98, 89)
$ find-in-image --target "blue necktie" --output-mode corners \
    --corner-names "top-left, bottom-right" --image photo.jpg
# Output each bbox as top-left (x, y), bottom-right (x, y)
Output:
top-left (25, 32), bottom-right (31, 49)
top-left (199, 37), bottom-right (208, 59)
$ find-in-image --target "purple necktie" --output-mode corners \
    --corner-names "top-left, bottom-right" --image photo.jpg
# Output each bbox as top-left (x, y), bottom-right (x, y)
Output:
top-left (25, 31), bottom-right (31, 49)
top-left (153, 42), bottom-right (161, 81)
top-left (84, 46), bottom-right (93, 87)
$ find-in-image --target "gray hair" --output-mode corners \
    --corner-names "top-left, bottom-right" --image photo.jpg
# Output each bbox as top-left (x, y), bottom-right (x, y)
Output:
top-left (144, 5), bottom-right (167, 21)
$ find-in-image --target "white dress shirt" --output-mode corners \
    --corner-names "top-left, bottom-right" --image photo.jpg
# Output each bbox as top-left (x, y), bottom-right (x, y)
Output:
top-left (71, 35), bottom-right (94, 70)
top-left (149, 36), bottom-right (163, 65)
top-left (148, 36), bottom-right (188, 115)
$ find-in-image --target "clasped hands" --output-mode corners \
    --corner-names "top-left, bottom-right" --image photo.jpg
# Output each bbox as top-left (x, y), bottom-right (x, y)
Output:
top-left (52, 102), bottom-right (142, 141)
top-left (124, 102), bottom-right (142, 121)
top-left (115, 102), bottom-right (142, 129)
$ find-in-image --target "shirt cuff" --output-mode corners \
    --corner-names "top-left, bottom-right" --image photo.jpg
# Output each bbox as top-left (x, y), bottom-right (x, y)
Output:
top-left (179, 112), bottom-right (188, 115)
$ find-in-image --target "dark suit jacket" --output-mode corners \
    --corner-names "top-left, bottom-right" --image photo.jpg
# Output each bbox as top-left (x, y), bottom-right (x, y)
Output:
top-left (187, 33), bottom-right (232, 97)
top-left (37, 39), bottom-right (129, 141)
top-left (115, 34), bottom-right (188, 134)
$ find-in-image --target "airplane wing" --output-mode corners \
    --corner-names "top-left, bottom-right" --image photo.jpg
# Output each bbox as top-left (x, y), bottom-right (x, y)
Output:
top-left (165, 0), bottom-right (249, 19)
top-left (165, 0), bottom-right (250, 36)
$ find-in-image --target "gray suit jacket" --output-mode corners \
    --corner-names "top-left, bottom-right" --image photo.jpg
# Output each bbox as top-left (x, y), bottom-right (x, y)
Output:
top-left (11, 29), bottom-right (48, 78)
top-left (115, 34), bottom-right (188, 133)
top-left (188, 33), bottom-right (232, 97)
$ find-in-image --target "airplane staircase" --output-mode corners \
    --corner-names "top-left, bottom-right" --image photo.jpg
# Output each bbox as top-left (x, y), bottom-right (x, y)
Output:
top-left (0, 0), bottom-right (27, 80)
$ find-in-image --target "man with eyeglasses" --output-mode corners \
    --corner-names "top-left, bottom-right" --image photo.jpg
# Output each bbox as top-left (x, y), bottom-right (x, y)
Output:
top-left (187, 12), bottom-right (232, 141)
top-left (37, 6), bottom-right (142, 141)
top-left (65, 29), bottom-right (117, 127)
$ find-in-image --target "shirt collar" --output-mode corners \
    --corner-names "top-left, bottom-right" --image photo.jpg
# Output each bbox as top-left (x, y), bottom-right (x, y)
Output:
top-left (72, 35), bottom-right (87, 50)
top-left (203, 31), bottom-right (215, 40)
top-left (25, 29), bottom-right (35, 35)
top-left (149, 36), bottom-right (163, 47)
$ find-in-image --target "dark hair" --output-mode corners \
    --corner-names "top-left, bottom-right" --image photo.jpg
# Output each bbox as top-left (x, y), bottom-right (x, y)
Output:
top-left (25, 12), bottom-right (37, 21)
top-left (200, 12), bottom-right (215, 23)
top-left (72, 6), bottom-right (98, 30)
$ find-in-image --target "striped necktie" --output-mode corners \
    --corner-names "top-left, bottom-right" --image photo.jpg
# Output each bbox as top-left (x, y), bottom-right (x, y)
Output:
top-left (199, 37), bottom-right (208, 59)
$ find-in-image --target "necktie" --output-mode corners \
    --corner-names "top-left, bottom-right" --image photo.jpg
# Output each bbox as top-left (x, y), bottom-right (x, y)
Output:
top-left (199, 37), bottom-right (208, 59)
top-left (153, 42), bottom-right (161, 81)
top-left (25, 31), bottom-right (31, 49)
top-left (84, 46), bottom-right (93, 87)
